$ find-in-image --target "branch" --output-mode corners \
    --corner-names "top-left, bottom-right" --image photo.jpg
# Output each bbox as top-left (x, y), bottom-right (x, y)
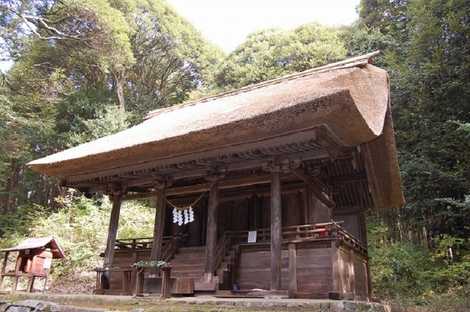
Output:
top-left (22, 14), bottom-right (82, 41)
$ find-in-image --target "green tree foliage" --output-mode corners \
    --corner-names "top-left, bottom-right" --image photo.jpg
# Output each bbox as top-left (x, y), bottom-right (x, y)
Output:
top-left (214, 24), bottom-right (346, 90)
top-left (368, 220), bottom-right (470, 308)
top-left (0, 195), bottom-right (155, 290)
top-left (0, 0), bottom-right (224, 211)
top-left (345, 0), bottom-right (469, 238)
top-left (351, 0), bottom-right (470, 306)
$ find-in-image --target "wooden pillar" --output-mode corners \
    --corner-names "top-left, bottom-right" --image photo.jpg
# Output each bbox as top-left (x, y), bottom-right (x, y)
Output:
top-left (12, 275), bottom-right (19, 292)
top-left (288, 243), bottom-right (297, 298)
top-left (0, 251), bottom-right (8, 290)
top-left (361, 211), bottom-right (372, 301)
top-left (135, 268), bottom-right (144, 297)
top-left (27, 275), bottom-right (35, 292)
top-left (12, 254), bottom-right (20, 292)
top-left (161, 267), bottom-right (172, 298)
top-left (204, 179), bottom-right (219, 277)
top-left (42, 275), bottom-right (48, 292)
top-left (103, 191), bottom-right (123, 267)
top-left (270, 169), bottom-right (282, 290)
top-left (150, 185), bottom-right (166, 261)
top-left (302, 187), bottom-right (310, 224)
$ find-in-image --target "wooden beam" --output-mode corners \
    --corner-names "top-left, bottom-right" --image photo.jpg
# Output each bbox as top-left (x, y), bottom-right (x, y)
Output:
top-left (65, 127), bottom-right (325, 185)
top-left (204, 179), bottom-right (219, 277)
top-left (150, 186), bottom-right (166, 261)
top-left (270, 169), bottom-right (282, 290)
top-left (124, 183), bottom-right (210, 200)
top-left (123, 174), bottom-right (277, 201)
top-left (103, 192), bottom-right (123, 267)
top-left (293, 168), bottom-right (335, 208)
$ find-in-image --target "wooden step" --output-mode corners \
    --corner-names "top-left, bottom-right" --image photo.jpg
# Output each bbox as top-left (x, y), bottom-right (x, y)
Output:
top-left (172, 272), bottom-right (203, 279)
top-left (172, 254), bottom-right (205, 260)
top-left (168, 262), bottom-right (204, 269)
top-left (176, 246), bottom-right (205, 254)
top-left (171, 268), bottom-right (204, 274)
top-left (194, 276), bottom-right (219, 292)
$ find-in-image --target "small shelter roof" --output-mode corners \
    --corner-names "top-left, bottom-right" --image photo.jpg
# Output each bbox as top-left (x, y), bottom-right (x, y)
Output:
top-left (1, 236), bottom-right (65, 259)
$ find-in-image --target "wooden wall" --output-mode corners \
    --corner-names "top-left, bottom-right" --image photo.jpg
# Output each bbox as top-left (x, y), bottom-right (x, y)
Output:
top-left (236, 241), bottom-right (368, 299)
top-left (109, 249), bottom-right (150, 290)
top-left (337, 245), bottom-right (369, 300)
top-left (296, 242), bottom-right (333, 298)
top-left (237, 245), bottom-right (289, 290)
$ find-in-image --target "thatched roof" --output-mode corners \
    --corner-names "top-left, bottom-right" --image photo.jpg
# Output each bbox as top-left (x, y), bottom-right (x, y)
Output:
top-left (28, 52), bottom-right (404, 209)
top-left (1, 236), bottom-right (65, 258)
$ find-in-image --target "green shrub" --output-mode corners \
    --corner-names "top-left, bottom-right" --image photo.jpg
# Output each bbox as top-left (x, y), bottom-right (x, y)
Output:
top-left (368, 221), bottom-right (470, 309)
top-left (0, 195), bottom-right (155, 281)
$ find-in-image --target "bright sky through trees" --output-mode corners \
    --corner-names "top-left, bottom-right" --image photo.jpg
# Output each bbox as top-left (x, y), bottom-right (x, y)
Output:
top-left (0, 1), bottom-right (360, 72)
top-left (167, 0), bottom-right (361, 52)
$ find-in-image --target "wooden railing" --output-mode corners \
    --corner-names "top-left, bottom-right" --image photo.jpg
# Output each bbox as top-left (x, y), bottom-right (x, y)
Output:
top-left (115, 236), bottom-right (173, 250)
top-left (98, 222), bottom-right (366, 296)
top-left (96, 236), bottom-right (178, 295)
top-left (224, 222), bottom-right (367, 255)
top-left (214, 233), bottom-right (231, 273)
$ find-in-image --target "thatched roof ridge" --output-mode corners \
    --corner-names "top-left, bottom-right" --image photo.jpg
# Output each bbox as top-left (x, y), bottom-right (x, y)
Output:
top-left (146, 51), bottom-right (380, 119)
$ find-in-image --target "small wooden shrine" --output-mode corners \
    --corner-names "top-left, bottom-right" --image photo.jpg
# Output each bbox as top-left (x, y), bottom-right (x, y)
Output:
top-left (27, 52), bottom-right (404, 300)
top-left (0, 237), bottom-right (64, 292)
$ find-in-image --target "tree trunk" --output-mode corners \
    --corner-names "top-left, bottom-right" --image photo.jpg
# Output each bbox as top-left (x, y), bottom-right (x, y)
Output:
top-left (2, 158), bottom-right (21, 213)
top-left (113, 71), bottom-right (126, 111)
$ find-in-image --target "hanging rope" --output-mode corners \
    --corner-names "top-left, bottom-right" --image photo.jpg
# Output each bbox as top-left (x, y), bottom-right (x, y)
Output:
top-left (167, 192), bottom-right (206, 226)
top-left (166, 191), bottom-right (206, 210)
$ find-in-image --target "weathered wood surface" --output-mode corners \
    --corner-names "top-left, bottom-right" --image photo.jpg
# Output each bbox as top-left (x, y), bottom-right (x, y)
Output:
top-left (288, 243), bottom-right (297, 298)
top-left (161, 267), bottom-right (172, 298)
top-left (270, 169), bottom-right (282, 290)
top-left (150, 187), bottom-right (166, 261)
top-left (103, 193), bottom-right (122, 267)
top-left (204, 180), bottom-right (219, 276)
top-left (173, 277), bottom-right (194, 295)
top-left (293, 168), bottom-right (334, 208)
top-left (330, 241), bottom-right (341, 298)
top-left (296, 243), bottom-right (332, 298)
top-left (237, 246), bottom-right (289, 290)
top-left (0, 251), bottom-right (8, 289)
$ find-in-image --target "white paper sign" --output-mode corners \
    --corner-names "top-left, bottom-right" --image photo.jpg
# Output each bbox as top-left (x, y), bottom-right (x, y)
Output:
top-left (247, 231), bottom-right (257, 243)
